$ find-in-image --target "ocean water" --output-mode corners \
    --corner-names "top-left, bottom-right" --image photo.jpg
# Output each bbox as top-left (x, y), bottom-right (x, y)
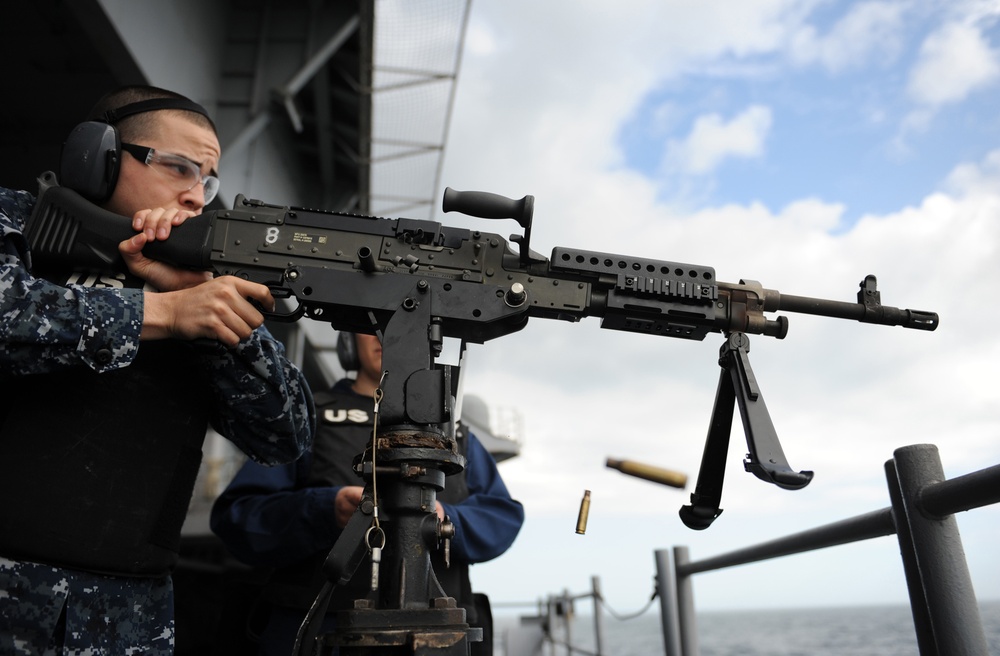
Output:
top-left (494, 600), bottom-right (1000, 655)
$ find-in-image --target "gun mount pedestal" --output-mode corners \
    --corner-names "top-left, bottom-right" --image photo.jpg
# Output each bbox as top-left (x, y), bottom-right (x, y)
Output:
top-left (294, 289), bottom-right (482, 655)
top-left (326, 607), bottom-right (477, 656)
top-left (321, 430), bottom-right (481, 656)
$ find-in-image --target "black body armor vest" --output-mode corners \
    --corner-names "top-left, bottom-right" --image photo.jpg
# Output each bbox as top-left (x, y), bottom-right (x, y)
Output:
top-left (0, 267), bottom-right (211, 576)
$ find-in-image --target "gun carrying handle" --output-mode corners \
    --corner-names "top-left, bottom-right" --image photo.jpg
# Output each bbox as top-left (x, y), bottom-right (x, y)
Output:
top-left (443, 187), bottom-right (539, 267)
top-left (442, 187), bottom-right (533, 230)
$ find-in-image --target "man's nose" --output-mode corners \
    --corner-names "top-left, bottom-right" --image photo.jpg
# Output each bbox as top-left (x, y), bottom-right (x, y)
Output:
top-left (179, 183), bottom-right (206, 212)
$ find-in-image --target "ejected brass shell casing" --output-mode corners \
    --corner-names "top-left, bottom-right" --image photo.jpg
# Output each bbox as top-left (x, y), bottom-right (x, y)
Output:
top-left (575, 490), bottom-right (591, 535)
top-left (606, 458), bottom-right (688, 489)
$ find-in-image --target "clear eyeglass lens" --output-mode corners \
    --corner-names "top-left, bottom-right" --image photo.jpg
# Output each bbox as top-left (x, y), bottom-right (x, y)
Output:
top-left (202, 177), bottom-right (220, 204)
top-left (149, 151), bottom-right (219, 204)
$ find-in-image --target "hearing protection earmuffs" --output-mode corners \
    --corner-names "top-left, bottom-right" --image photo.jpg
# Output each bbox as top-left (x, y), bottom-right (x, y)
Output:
top-left (336, 332), bottom-right (359, 372)
top-left (59, 97), bottom-right (213, 202)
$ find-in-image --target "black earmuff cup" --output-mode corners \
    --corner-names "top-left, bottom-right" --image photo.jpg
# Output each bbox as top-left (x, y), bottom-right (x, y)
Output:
top-left (59, 121), bottom-right (121, 202)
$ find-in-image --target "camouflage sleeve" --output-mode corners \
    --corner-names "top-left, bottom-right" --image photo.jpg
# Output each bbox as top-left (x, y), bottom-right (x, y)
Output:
top-left (0, 188), bottom-right (142, 375)
top-left (197, 325), bottom-right (315, 465)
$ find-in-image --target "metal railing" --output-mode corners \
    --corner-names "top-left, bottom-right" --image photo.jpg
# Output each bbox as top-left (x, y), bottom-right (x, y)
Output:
top-left (657, 443), bottom-right (1000, 656)
top-left (494, 578), bottom-right (609, 656)
top-left (508, 443), bottom-right (999, 656)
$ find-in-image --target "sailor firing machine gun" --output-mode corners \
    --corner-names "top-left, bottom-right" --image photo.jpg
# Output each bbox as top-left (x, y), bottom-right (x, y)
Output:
top-left (25, 172), bottom-right (938, 655)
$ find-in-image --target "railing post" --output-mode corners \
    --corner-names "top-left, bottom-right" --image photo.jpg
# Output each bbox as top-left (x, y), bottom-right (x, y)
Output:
top-left (655, 549), bottom-right (682, 656)
top-left (890, 444), bottom-right (989, 655)
top-left (546, 597), bottom-right (556, 656)
top-left (591, 575), bottom-right (605, 656)
top-left (561, 588), bottom-right (572, 656)
top-left (885, 458), bottom-right (936, 654)
top-left (673, 546), bottom-right (699, 656)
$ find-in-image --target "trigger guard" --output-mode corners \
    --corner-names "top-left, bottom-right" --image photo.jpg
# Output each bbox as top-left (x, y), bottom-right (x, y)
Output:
top-left (261, 291), bottom-right (305, 322)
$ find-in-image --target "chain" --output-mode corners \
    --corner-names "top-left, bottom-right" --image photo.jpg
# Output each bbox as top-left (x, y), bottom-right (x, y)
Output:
top-left (369, 370), bottom-right (387, 530)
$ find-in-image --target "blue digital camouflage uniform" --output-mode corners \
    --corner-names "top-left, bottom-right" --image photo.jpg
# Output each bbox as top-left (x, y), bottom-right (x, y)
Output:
top-left (0, 557), bottom-right (175, 655)
top-left (0, 188), bottom-right (144, 376)
top-left (0, 185), bottom-right (314, 463)
top-left (0, 186), bottom-right (316, 655)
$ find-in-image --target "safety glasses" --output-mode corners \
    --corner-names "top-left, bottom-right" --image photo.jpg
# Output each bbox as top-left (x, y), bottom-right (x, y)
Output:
top-left (121, 142), bottom-right (220, 204)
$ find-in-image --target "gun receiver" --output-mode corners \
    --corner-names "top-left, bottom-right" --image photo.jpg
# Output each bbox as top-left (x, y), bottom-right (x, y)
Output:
top-left (25, 171), bottom-right (939, 527)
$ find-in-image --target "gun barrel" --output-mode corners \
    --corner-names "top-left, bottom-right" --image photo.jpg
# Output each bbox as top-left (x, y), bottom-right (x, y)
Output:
top-left (778, 293), bottom-right (939, 330)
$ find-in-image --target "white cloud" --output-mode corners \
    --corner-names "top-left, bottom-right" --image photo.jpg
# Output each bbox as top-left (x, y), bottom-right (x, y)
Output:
top-left (438, 0), bottom-right (1000, 612)
top-left (907, 21), bottom-right (1000, 106)
top-left (944, 148), bottom-right (1000, 196)
top-left (441, 0), bottom-right (823, 192)
top-left (664, 105), bottom-right (773, 175)
top-left (465, 149), bottom-right (1000, 611)
top-left (789, 1), bottom-right (906, 72)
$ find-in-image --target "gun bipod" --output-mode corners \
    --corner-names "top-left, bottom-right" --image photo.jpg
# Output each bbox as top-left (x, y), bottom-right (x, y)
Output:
top-left (679, 332), bottom-right (813, 530)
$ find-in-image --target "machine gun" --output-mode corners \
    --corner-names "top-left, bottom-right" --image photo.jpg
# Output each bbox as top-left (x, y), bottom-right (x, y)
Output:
top-left (25, 171), bottom-right (938, 654)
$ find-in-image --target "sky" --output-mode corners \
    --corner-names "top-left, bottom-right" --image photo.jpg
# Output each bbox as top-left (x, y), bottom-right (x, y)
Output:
top-left (418, 0), bottom-right (1000, 617)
